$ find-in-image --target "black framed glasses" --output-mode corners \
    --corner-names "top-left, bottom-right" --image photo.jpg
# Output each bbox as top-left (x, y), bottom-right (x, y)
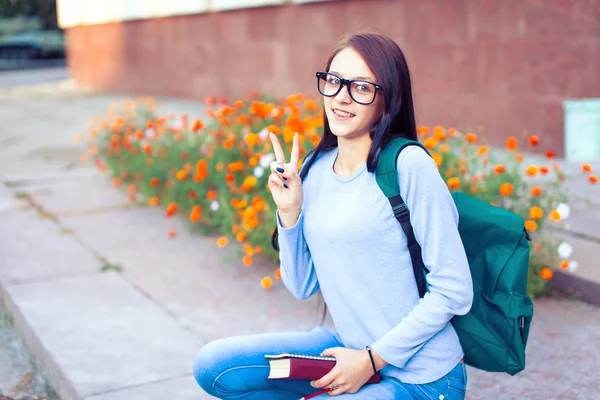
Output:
top-left (316, 72), bottom-right (383, 105)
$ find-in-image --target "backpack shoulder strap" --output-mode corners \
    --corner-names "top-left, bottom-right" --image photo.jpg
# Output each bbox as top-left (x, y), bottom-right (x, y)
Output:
top-left (375, 136), bottom-right (431, 298)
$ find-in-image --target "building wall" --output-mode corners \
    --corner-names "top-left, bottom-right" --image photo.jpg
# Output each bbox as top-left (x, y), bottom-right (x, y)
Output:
top-left (62, 0), bottom-right (600, 155)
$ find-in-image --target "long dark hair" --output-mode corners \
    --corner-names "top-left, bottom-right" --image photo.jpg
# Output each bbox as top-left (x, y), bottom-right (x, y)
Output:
top-left (271, 32), bottom-right (419, 319)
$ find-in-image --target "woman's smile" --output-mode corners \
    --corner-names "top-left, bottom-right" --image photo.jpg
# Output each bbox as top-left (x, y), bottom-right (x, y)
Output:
top-left (331, 108), bottom-right (356, 120)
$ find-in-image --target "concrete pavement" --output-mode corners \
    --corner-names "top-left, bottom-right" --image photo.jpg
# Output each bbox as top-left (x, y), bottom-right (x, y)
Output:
top-left (1, 76), bottom-right (600, 399)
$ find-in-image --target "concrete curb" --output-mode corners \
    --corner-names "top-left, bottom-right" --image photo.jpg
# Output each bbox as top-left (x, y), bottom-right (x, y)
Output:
top-left (549, 269), bottom-right (600, 306)
top-left (0, 280), bottom-right (80, 400)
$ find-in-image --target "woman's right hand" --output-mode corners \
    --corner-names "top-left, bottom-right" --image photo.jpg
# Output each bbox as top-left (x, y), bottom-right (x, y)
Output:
top-left (268, 132), bottom-right (303, 227)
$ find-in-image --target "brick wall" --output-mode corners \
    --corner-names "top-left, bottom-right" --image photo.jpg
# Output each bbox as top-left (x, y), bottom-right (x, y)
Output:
top-left (65, 0), bottom-right (600, 155)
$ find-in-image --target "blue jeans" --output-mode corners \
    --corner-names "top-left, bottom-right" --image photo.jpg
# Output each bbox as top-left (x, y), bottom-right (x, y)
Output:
top-left (193, 326), bottom-right (467, 399)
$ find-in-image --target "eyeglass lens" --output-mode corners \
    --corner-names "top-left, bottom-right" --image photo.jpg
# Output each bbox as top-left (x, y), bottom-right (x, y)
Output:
top-left (318, 73), bottom-right (377, 105)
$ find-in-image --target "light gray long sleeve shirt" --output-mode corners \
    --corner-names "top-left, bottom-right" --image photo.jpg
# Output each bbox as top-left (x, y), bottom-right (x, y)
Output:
top-left (276, 145), bottom-right (473, 384)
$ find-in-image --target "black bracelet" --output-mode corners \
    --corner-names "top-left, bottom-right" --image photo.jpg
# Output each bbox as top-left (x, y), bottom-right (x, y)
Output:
top-left (365, 346), bottom-right (377, 374)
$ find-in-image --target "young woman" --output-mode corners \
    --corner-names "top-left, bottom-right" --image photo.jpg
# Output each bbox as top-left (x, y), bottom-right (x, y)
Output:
top-left (193, 32), bottom-right (473, 399)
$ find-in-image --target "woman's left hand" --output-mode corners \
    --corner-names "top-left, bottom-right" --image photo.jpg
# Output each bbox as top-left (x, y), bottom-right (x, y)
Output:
top-left (310, 347), bottom-right (375, 396)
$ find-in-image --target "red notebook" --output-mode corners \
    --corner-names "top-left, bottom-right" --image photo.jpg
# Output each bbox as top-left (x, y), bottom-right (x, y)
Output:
top-left (265, 353), bottom-right (381, 384)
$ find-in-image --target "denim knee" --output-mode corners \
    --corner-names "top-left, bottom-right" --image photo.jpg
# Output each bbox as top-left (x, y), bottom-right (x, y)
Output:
top-left (192, 340), bottom-right (223, 397)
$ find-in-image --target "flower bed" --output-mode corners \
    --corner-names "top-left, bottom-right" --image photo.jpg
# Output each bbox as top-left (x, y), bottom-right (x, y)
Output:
top-left (78, 94), bottom-right (597, 295)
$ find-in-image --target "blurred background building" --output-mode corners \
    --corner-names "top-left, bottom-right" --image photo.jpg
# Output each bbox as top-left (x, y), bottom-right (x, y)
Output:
top-left (7, 0), bottom-right (600, 157)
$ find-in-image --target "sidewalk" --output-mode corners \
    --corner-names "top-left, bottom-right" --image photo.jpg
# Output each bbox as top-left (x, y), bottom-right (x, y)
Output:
top-left (1, 81), bottom-right (600, 400)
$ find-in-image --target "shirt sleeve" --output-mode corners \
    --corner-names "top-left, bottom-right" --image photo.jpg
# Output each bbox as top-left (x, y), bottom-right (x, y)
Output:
top-left (276, 210), bottom-right (320, 300)
top-left (371, 145), bottom-right (474, 368)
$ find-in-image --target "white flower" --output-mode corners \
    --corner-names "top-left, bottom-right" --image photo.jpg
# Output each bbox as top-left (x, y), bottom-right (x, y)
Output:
top-left (259, 153), bottom-right (275, 168)
top-left (258, 128), bottom-right (269, 140)
top-left (568, 260), bottom-right (579, 272)
top-left (557, 242), bottom-right (573, 259)
top-left (556, 203), bottom-right (570, 220)
top-left (145, 128), bottom-right (155, 138)
top-left (210, 200), bottom-right (219, 211)
top-left (253, 167), bottom-right (264, 178)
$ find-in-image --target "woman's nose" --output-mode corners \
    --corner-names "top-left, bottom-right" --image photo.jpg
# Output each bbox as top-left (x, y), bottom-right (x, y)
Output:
top-left (334, 84), bottom-right (352, 104)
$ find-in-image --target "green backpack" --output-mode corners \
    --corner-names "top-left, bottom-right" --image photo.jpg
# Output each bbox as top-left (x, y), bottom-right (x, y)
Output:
top-left (375, 136), bottom-right (534, 376)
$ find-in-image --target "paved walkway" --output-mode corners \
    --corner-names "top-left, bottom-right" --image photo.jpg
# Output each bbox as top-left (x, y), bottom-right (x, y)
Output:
top-left (1, 80), bottom-right (599, 400)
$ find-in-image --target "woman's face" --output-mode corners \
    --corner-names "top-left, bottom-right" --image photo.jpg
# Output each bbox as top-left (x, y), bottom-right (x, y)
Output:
top-left (323, 47), bottom-right (384, 141)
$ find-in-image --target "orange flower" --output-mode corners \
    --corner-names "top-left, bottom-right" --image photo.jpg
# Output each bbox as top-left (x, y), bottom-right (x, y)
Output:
top-left (530, 186), bottom-right (542, 196)
top-left (560, 260), bottom-right (569, 269)
top-left (433, 126), bottom-right (446, 141)
top-left (223, 137), bottom-right (235, 149)
top-left (242, 176), bottom-right (257, 191)
top-left (168, 230), bottom-right (176, 238)
top-left (423, 137), bottom-right (438, 150)
top-left (251, 197), bottom-right (266, 212)
top-left (191, 119), bottom-right (204, 132)
top-left (112, 178), bottom-right (121, 187)
top-left (150, 177), bottom-right (159, 187)
top-left (261, 276), bottom-right (273, 289)
top-left (225, 173), bottom-right (235, 183)
top-left (189, 212), bottom-right (200, 223)
top-left (166, 202), bottom-right (178, 217)
top-left (143, 145), bottom-right (152, 154)
top-left (244, 133), bottom-right (259, 147)
top-left (526, 165), bottom-right (539, 176)
top-left (529, 206), bottom-right (544, 220)
top-left (191, 204), bottom-right (202, 216)
top-left (232, 224), bottom-right (241, 234)
top-left (255, 245), bottom-right (263, 254)
top-left (416, 126), bottom-right (430, 136)
top-left (227, 161), bottom-right (245, 172)
top-left (477, 146), bottom-right (488, 156)
top-left (207, 190), bottom-right (218, 201)
top-left (243, 244), bottom-right (255, 256)
top-left (149, 196), bottom-right (159, 207)
top-left (589, 174), bottom-right (598, 184)
top-left (236, 231), bottom-right (248, 242)
top-left (196, 159), bottom-right (207, 172)
top-left (466, 133), bottom-right (478, 143)
top-left (431, 153), bottom-right (443, 167)
top-left (524, 220), bottom-right (538, 232)
top-left (242, 255), bottom-right (253, 267)
top-left (515, 153), bottom-right (524, 162)
top-left (582, 163), bottom-right (592, 173)
top-left (540, 267), bottom-right (553, 280)
top-left (274, 268), bottom-right (282, 279)
top-left (304, 99), bottom-right (317, 111)
top-left (188, 191), bottom-right (197, 199)
top-left (549, 210), bottom-right (561, 222)
top-left (540, 165), bottom-right (549, 175)
top-left (494, 164), bottom-right (506, 174)
top-left (506, 136), bottom-right (518, 151)
top-left (499, 183), bottom-right (513, 196)
top-left (447, 177), bottom-right (461, 189)
top-left (546, 150), bottom-right (555, 159)
top-left (233, 100), bottom-right (244, 109)
top-left (216, 236), bottom-right (228, 248)
top-left (176, 170), bottom-right (187, 181)
top-left (528, 135), bottom-right (540, 146)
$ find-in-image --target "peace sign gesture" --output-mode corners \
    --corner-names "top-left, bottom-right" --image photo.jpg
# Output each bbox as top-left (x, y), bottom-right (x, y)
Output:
top-left (268, 132), bottom-right (303, 227)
